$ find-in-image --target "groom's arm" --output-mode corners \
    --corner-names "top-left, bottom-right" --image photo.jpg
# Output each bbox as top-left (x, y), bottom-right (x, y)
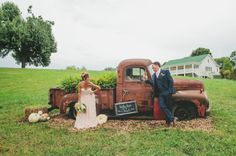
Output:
top-left (144, 73), bottom-right (154, 86)
top-left (145, 79), bottom-right (153, 87)
top-left (166, 70), bottom-right (175, 94)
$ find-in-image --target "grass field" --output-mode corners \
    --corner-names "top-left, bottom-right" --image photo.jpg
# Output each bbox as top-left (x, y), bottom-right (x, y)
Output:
top-left (0, 68), bottom-right (236, 156)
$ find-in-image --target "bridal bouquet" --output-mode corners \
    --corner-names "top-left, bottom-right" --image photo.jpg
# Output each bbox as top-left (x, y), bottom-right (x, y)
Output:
top-left (75, 102), bottom-right (86, 113)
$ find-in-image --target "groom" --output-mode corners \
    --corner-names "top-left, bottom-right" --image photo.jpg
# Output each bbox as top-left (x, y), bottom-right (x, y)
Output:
top-left (146, 61), bottom-right (177, 126)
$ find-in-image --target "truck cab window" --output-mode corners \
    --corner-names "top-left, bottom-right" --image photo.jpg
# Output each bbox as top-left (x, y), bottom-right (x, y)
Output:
top-left (125, 67), bottom-right (146, 81)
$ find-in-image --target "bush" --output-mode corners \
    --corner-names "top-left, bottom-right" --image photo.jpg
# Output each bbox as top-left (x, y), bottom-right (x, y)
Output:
top-left (231, 68), bottom-right (236, 80)
top-left (104, 67), bottom-right (116, 71)
top-left (213, 75), bottom-right (222, 79)
top-left (97, 74), bottom-right (116, 89)
top-left (60, 74), bottom-right (117, 93)
top-left (61, 76), bottom-right (81, 93)
top-left (66, 66), bottom-right (77, 70)
top-left (223, 70), bottom-right (232, 79)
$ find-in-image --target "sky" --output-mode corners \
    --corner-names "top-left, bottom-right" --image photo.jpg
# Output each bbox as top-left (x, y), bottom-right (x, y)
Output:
top-left (0, 0), bottom-right (236, 70)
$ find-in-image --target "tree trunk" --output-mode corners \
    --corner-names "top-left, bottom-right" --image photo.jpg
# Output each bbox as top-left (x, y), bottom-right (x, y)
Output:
top-left (21, 57), bottom-right (26, 68)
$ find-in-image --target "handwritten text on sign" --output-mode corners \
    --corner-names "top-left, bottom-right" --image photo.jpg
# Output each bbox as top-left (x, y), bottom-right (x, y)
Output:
top-left (115, 101), bottom-right (138, 116)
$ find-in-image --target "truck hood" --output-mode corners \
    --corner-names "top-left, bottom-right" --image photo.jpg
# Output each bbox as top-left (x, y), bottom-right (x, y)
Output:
top-left (173, 78), bottom-right (204, 91)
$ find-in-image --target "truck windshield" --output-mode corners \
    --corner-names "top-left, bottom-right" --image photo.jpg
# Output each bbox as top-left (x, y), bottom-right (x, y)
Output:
top-left (148, 64), bottom-right (154, 76)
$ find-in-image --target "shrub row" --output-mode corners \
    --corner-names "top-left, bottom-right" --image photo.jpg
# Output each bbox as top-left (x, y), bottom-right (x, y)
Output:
top-left (60, 73), bottom-right (117, 93)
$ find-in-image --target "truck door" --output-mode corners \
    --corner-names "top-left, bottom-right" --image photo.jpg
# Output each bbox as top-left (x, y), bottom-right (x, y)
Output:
top-left (121, 66), bottom-right (153, 113)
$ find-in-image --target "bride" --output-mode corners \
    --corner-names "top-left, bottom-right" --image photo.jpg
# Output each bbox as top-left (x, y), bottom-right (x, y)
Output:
top-left (74, 72), bottom-right (101, 129)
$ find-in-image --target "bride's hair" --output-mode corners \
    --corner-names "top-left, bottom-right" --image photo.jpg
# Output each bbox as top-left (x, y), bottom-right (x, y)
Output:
top-left (81, 72), bottom-right (89, 81)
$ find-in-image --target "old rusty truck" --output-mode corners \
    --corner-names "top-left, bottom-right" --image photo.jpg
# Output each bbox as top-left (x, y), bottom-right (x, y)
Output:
top-left (48, 59), bottom-right (210, 120)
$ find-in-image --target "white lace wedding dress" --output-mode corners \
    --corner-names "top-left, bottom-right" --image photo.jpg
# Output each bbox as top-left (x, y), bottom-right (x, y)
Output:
top-left (74, 88), bottom-right (98, 129)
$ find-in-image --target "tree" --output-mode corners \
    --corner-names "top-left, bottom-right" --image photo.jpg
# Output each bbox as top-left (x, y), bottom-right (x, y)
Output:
top-left (81, 66), bottom-right (87, 71)
top-left (191, 47), bottom-right (212, 57)
top-left (230, 51), bottom-right (236, 67)
top-left (215, 57), bottom-right (230, 69)
top-left (1, 1), bottom-right (20, 21)
top-left (232, 68), bottom-right (236, 80)
top-left (66, 65), bottom-right (77, 70)
top-left (222, 70), bottom-right (232, 79)
top-left (0, 2), bottom-right (57, 68)
top-left (215, 57), bottom-right (233, 79)
top-left (0, 2), bottom-right (22, 58)
top-left (223, 59), bottom-right (233, 71)
top-left (104, 67), bottom-right (116, 71)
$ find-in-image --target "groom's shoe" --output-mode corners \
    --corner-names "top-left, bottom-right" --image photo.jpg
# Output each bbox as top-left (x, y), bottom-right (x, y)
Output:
top-left (165, 121), bottom-right (171, 127)
top-left (172, 117), bottom-right (178, 127)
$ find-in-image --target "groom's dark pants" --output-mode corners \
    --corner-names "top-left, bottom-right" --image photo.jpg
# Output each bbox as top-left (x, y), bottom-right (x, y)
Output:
top-left (158, 93), bottom-right (174, 124)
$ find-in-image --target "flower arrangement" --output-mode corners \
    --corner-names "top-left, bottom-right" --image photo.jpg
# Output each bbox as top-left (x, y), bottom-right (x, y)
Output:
top-left (75, 102), bottom-right (86, 113)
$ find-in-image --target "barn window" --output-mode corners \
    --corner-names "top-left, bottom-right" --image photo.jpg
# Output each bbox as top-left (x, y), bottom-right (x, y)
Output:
top-left (205, 66), bottom-right (212, 72)
top-left (194, 65), bottom-right (199, 69)
top-left (177, 66), bottom-right (184, 70)
top-left (185, 64), bottom-right (192, 69)
top-left (170, 66), bottom-right (176, 71)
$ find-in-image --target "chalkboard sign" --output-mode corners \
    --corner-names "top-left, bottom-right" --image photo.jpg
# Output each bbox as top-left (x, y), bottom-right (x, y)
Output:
top-left (115, 101), bottom-right (138, 116)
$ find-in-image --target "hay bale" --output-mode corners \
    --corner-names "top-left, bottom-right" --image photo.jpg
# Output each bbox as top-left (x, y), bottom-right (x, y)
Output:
top-left (25, 106), bottom-right (48, 118)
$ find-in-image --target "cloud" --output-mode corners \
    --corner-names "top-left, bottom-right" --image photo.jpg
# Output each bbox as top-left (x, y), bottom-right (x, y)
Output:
top-left (1, 0), bottom-right (236, 69)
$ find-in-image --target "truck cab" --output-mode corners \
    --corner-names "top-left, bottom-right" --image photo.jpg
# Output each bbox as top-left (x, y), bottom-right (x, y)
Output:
top-left (116, 59), bottom-right (154, 113)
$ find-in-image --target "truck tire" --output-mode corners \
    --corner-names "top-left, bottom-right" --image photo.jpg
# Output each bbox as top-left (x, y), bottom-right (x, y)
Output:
top-left (187, 105), bottom-right (197, 119)
top-left (173, 103), bottom-right (197, 121)
top-left (67, 103), bottom-right (77, 120)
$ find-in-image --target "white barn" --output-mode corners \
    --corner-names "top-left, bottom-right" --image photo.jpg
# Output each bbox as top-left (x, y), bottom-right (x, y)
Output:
top-left (162, 54), bottom-right (220, 78)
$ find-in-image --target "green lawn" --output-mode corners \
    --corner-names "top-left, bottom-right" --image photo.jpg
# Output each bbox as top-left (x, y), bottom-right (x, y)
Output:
top-left (0, 68), bottom-right (236, 156)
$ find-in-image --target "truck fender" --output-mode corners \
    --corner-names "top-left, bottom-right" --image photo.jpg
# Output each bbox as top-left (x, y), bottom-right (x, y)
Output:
top-left (172, 91), bottom-right (209, 118)
top-left (59, 93), bottom-right (78, 114)
top-left (171, 100), bottom-right (197, 120)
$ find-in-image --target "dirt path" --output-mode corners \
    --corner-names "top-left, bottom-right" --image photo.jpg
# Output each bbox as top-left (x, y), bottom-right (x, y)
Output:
top-left (48, 114), bottom-right (214, 133)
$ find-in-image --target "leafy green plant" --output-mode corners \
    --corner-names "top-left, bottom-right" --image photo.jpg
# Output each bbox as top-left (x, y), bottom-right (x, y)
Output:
top-left (60, 73), bottom-right (117, 93)
top-left (60, 76), bottom-right (81, 93)
top-left (96, 73), bottom-right (116, 89)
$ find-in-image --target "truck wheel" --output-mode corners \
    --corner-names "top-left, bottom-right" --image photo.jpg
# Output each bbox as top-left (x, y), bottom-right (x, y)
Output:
top-left (173, 104), bottom-right (197, 121)
top-left (67, 103), bottom-right (77, 120)
top-left (187, 105), bottom-right (197, 119)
